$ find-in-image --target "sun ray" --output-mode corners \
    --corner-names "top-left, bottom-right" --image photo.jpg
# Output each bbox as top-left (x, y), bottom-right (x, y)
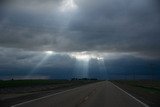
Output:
top-left (70, 52), bottom-right (104, 78)
top-left (45, 51), bottom-right (54, 55)
top-left (60, 0), bottom-right (78, 12)
top-left (25, 51), bottom-right (54, 79)
top-left (74, 59), bottom-right (90, 78)
top-left (97, 59), bottom-right (109, 80)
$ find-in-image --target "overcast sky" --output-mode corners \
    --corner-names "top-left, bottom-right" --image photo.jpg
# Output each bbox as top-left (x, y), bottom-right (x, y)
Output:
top-left (0, 0), bottom-right (160, 80)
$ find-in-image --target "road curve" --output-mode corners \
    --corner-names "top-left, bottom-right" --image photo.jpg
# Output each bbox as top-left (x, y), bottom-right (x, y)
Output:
top-left (11, 81), bottom-right (149, 107)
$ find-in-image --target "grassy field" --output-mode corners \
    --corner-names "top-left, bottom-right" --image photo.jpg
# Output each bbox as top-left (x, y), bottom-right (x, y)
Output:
top-left (0, 79), bottom-right (100, 93)
top-left (112, 80), bottom-right (160, 107)
top-left (0, 80), bottom-right (71, 88)
top-left (113, 80), bottom-right (160, 93)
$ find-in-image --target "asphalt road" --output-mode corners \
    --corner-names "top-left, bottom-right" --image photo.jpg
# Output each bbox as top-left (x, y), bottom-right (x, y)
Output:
top-left (11, 81), bottom-right (149, 107)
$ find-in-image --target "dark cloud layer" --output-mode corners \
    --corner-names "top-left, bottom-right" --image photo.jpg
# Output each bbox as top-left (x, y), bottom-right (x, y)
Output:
top-left (0, 47), bottom-right (159, 80)
top-left (0, 0), bottom-right (159, 58)
top-left (0, 0), bottom-right (160, 79)
top-left (0, 0), bottom-right (160, 56)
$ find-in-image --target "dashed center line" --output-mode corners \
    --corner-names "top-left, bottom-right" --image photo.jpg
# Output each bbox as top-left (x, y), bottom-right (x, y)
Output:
top-left (76, 88), bottom-right (96, 107)
top-left (84, 96), bottom-right (89, 101)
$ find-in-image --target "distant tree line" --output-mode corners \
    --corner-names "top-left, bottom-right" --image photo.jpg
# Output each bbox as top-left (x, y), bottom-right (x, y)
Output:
top-left (71, 78), bottom-right (98, 81)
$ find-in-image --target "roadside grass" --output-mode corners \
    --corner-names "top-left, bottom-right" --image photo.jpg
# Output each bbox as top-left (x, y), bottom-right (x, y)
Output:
top-left (0, 79), bottom-right (99, 88)
top-left (113, 80), bottom-right (160, 94)
top-left (0, 79), bottom-right (100, 107)
top-left (0, 80), bottom-right (68, 88)
top-left (133, 85), bottom-right (160, 93)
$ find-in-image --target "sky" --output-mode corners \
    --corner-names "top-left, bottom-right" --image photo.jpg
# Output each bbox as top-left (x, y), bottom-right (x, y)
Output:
top-left (0, 0), bottom-right (160, 80)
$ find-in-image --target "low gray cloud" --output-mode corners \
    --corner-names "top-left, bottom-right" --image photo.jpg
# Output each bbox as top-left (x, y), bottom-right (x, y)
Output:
top-left (0, 0), bottom-right (160, 58)
top-left (0, 47), bottom-right (159, 80)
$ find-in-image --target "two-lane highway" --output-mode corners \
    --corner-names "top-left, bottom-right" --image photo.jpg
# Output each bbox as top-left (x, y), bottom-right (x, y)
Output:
top-left (12, 81), bottom-right (149, 107)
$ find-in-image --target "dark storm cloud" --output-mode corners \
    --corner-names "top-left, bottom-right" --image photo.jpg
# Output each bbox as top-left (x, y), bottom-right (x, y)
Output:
top-left (70, 0), bottom-right (160, 55)
top-left (0, 47), bottom-right (76, 69)
top-left (0, 47), bottom-right (77, 79)
top-left (0, 47), bottom-right (159, 80)
top-left (0, 0), bottom-right (160, 58)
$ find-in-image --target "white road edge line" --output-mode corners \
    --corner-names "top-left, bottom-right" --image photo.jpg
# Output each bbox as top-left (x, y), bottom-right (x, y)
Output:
top-left (110, 82), bottom-right (149, 107)
top-left (11, 86), bottom-right (81, 107)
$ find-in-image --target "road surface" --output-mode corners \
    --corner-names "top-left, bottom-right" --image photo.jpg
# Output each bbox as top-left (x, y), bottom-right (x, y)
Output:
top-left (12, 81), bottom-right (149, 107)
